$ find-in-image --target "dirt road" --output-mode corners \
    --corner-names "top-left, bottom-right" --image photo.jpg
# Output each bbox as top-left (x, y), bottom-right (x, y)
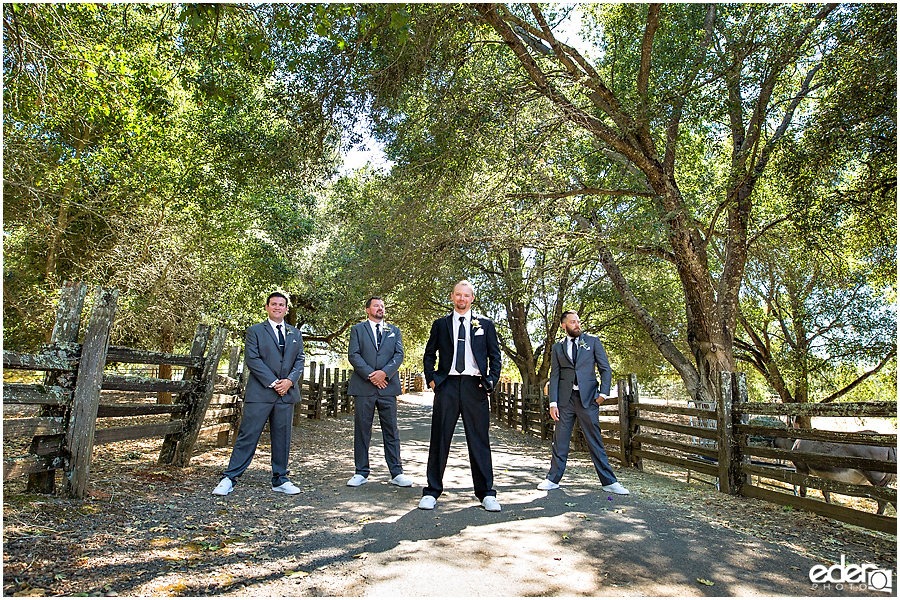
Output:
top-left (3, 392), bottom-right (895, 597)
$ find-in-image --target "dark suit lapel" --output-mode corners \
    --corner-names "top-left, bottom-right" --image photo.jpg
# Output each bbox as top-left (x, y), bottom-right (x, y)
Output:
top-left (445, 313), bottom-right (455, 345)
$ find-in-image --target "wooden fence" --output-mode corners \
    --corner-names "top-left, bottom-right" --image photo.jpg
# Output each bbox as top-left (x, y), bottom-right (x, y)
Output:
top-left (3, 282), bottom-right (234, 498)
top-left (289, 367), bottom-right (422, 421)
top-left (492, 371), bottom-right (896, 533)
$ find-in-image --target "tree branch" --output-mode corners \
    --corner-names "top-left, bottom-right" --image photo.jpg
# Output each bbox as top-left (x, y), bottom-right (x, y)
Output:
top-left (508, 187), bottom-right (655, 201)
top-left (817, 346), bottom-right (896, 403)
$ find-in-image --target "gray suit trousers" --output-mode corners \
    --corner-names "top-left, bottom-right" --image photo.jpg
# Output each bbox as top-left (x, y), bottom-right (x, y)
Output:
top-left (547, 389), bottom-right (618, 486)
top-left (354, 394), bottom-right (402, 478)
top-left (223, 399), bottom-right (294, 486)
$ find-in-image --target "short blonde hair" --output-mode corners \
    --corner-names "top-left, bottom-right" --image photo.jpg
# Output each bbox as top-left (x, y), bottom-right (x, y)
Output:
top-left (453, 280), bottom-right (475, 295)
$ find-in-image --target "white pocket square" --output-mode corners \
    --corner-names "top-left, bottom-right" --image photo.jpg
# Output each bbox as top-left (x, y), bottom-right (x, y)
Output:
top-left (474, 329), bottom-right (485, 336)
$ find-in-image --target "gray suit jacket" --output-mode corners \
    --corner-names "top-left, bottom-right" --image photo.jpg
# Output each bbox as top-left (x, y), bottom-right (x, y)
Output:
top-left (244, 321), bottom-right (305, 404)
top-left (548, 333), bottom-right (612, 409)
top-left (347, 321), bottom-right (404, 397)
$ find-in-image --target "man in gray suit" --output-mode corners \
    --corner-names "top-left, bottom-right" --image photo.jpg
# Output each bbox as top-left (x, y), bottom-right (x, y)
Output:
top-left (346, 297), bottom-right (412, 487)
top-left (213, 292), bottom-right (305, 496)
top-left (537, 310), bottom-right (629, 495)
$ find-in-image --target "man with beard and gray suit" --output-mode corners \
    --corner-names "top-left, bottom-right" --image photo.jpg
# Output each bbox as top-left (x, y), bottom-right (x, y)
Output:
top-left (537, 310), bottom-right (629, 495)
top-left (213, 292), bottom-right (305, 496)
top-left (346, 297), bottom-right (412, 488)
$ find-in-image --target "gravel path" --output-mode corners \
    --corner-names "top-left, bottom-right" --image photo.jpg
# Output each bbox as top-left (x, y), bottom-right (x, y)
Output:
top-left (3, 392), bottom-right (896, 597)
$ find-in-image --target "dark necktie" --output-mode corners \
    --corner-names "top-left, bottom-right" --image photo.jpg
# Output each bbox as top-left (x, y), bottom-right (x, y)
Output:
top-left (571, 338), bottom-right (579, 385)
top-left (455, 316), bottom-right (466, 373)
top-left (277, 324), bottom-right (286, 354)
top-left (376, 323), bottom-right (383, 350)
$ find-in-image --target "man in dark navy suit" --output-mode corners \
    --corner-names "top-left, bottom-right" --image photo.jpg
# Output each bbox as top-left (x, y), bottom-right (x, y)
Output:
top-left (213, 292), bottom-right (305, 496)
top-left (345, 296), bottom-right (412, 488)
top-left (537, 310), bottom-right (628, 495)
top-left (420, 280), bottom-right (502, 511)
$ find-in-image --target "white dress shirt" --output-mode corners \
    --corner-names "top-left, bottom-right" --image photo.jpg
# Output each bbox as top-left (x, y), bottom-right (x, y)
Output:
top-left (367, 318), bottom-right (385, 348)
top-left (550, 337), bottom-right (580, 408)
top-left (449, 310), bottom-right (481, 376)
top-left (267, 318), bottom-right (287, 387)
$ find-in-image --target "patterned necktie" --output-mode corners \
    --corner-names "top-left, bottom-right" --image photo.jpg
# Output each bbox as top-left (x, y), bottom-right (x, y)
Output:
top-left (277, 324), bottom-right (286, 354)
top-left (376, 323), bottom-right (383, 350)
top-left (455, 316), bottom-right (466, 373)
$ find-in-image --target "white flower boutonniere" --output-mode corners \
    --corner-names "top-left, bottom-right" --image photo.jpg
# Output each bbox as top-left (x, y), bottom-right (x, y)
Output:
top-left (471, 318), bottom-right (482, 330)
top-left (578, 340), bottom-right (590, 350)
top-left (286, 328), bottom-right (294, 336)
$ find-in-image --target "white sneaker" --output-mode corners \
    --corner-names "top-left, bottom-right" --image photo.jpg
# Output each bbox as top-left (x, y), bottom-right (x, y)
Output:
top-left (347, 474), bottom-right (369, 487)
top-left (418, 496), bottom-right (437, 510)
top-left (212, 477), bottom-right (233, 496)
top-left (537, 479), bottom-right (560, 491)
top-left (601, 482), bottom-right (630, 495)
top-left (389, 473), bottom-right (413, 487)
top-left (272, 481), bottom-right (301, 494)
top-left (481, 496), bottom-right (501, 512)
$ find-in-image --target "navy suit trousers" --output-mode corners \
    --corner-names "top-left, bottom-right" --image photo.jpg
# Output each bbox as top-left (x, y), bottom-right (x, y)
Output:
top-left (424, 375), bottom-right (496, 500)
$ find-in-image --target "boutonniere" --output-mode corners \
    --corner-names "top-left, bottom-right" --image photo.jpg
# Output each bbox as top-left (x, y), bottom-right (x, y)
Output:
top-left (578, 340), bottom-right (589, 350)
top-left (471, 318), bottom-right (482, 330)
top-left (285, 328), bottom-right (294, 336)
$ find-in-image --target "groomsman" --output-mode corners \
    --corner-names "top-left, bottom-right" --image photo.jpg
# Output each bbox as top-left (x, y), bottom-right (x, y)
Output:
top-left (213, 292), bottom-right (305, 496)
top-left (346, 297), bottom-right (412, 487)
top-left (537, 310), bottom-right (629, 495)
top-left (421, 280), bottom-right (502, 511)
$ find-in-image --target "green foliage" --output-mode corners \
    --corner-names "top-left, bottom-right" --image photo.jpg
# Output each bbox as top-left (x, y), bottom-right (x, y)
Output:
top-left (3, 3), bottom-right (336, 351)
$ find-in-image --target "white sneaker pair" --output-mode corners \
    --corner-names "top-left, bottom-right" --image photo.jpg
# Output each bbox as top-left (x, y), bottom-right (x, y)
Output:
top-left (416, 495), bottom-right (501, 512)
top-left (212, 477), bottom-right (301, 495)
top-left (347, 473), bottom-right (414, 487)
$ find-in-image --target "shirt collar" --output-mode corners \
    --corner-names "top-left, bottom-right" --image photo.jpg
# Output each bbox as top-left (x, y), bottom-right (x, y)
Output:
top-left (268, 318), bottom-right (285, 329)
top-left (452, 309), bottom-right (472, 321)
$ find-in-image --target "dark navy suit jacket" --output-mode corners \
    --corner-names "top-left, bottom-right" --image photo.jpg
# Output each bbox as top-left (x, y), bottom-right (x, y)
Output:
top-left (423, 312), bottom-right (501, 391)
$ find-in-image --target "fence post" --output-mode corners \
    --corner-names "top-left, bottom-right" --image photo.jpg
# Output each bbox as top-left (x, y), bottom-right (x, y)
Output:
top-left (617, 377), bottom-right (632, 468)
top-left (541, 387), bottom-right (552, 440)
top-left (227, 346), bottom-right (241, 379)
top-left (159, 324), bottom-right (211, 464)
top-left (64, 286), bottom-right (118, 499)
top-left (510, 383), bottom-right (519, 428)
top-left (520, 385), bottom-right (529, 433)
top-left (293, 362), bottom-right (311, 425)
top-left (627, 374), bottom-right (642, 470)
top-left (171, 326), bottom-right (229, 467)
top-left (326, 367), bottom-right (336, 416)
top-left (315, 363), bottom-right (326, 419)
top-left (716, 371), bottom-right (744, 495)
top-left (732, 372), bottom-right (749, 490)
top-left (28, 281), bottom-right (88, 494)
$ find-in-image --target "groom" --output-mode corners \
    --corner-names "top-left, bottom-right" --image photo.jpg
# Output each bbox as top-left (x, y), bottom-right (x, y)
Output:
top-left (420, 280), bottom-right (502, 511)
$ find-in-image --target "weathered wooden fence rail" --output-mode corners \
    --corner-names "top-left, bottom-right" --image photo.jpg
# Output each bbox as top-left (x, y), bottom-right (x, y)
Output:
top-left (2, 282), bottom-right (233, 498)
top-left (492, 370), bottom-right (896, 532)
